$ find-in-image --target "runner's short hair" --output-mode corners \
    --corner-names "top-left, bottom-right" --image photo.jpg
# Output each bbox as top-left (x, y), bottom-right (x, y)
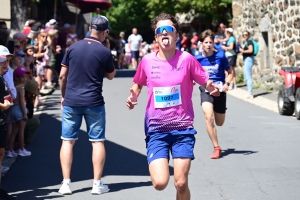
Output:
top-left (151, 13), bottom-right (179, 33)
top-left (199, 29), bottom-right (215, 42)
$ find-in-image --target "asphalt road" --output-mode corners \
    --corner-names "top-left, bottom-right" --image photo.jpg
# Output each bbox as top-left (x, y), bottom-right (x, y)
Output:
top-left (2, 78), bottom-right (300, 200)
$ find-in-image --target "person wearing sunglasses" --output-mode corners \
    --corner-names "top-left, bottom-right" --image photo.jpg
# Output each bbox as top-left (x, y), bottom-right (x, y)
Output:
top-left (126, 13), bottom-right (219, 200)
top-left (195, 29), bottom-right (233, 159)
top-left (239, 31), bottom-right (254, 99)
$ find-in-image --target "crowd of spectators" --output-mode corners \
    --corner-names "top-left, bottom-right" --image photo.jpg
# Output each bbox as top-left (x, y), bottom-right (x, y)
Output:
top-left (0, 18), bottom-right (80, 199)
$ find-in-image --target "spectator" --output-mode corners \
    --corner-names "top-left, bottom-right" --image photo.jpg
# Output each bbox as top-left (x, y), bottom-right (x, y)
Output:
top-left (239, 30), bottom-right (254, 99)
top-left (0, 46), bottom-right (15, 200)
top-left (180, 33), bottom-right (188, 51)
top-left (214, 23), bottom-right (226, 51)
top-left (128, 28), bottom-right (143, 69)
top-left (24, 45), bottom-right (35, 75)
top-left (45, 19), bottom-right (58, 33)
top-left (7, 67), bottom-right (31, 157)
top-left (0, 21), bottom-right (11, 37)
top-left (191, 32), bottom-right (199, 56)
top-left (124, 43), bottom-right (131, 66)
top-left (58, 15), bottom-right (116, 195)
top-left (65, 25), bottom-right (78, 52)
top-left (24, 80), bottom-right (40, 144)
top-left (221, 28), bottom-right (237, 89)
top-left (46, 29), bottom-right (61, 89)
top-left (23, 20), bottom-right (36, 35)
top-left (116, 31), bottom-right (126, 69)
top-left (59, 23), bottom-right (70, 51)
top-left (35, 32), bottom-right (49, 90)
top-left (151, 40), bottom-right (159, 52)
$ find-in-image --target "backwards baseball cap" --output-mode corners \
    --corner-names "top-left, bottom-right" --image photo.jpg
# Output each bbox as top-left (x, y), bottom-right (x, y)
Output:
top-left (90, 15), bottom-right (112, 31)
top-left (49, 19), bottom-right (58, 26)
top-left (13, 67), bottom-right (30, 77)
top-left (226, 28), bottom-right (234, 33)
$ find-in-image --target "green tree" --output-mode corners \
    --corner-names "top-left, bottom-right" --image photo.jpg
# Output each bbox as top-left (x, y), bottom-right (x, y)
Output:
top-left (102, 0), bottom-right (232, 39)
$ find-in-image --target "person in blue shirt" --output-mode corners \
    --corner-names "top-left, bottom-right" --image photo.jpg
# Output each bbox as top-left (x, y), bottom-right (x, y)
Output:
top-left (195, 29), bottom-right (233, 159)
top-left (221, 28), bottom-right (237, 89)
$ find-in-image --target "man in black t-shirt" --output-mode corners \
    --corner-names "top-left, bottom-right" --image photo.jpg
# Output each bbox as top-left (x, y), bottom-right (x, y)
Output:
top-left (58, 15), bottom-right (116, 195)
top-left (0, 47), bottom-right (16, 199)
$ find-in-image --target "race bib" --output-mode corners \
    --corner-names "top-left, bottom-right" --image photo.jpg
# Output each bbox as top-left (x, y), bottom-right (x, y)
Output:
top-left (153, 85), bottom-right (182, 108)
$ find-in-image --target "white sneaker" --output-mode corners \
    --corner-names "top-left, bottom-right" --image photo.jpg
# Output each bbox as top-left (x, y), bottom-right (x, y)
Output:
top-left (234, 84), bottom-right (237, 89)
top-left (44, 82), bottom-right (53, 89)
top-left (228, 84), bottom-right (233, 90)
top-left (1, 166), bottom-right (9, 173)
top-left (18, 148), bottom-right (31, 156)
top-left (58, 180), bottom-right (72, 195)
top-left (6, 150), bottom-right (18, 158)
top-left (91, 181), bottom-right (110, 195)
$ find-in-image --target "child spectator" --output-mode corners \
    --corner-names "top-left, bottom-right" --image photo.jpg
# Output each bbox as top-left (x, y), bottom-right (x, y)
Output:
top-left (24, 45), bottom-right (35, 75)
top-left (24, 80), bottom-right (40, 144)
top-left (65, 25), bottom-right (78, 52)
top-left (7, 67), bottom-right (31, 157)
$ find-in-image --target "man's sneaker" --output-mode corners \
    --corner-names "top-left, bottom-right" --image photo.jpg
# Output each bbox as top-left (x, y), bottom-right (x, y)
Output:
top-left (6, 151), bottom-right (17, 158)
top-left (0, 188), bottom-right (17, 200)
top-left (1, 166), bottom-right (9, 173)
top-left (91, 181), bottom-right (110, 195)
top-left (58, 180), bottom-right (72, 195)
top-left (18, 148), bottom-right (31, 157)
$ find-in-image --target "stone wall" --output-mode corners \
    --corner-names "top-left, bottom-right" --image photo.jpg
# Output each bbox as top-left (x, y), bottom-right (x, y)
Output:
top-left (232, 0), bottom-right (300, 90)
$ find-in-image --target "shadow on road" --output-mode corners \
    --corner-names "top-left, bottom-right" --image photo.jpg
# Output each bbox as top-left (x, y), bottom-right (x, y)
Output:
top-left (221, 148), bottom-right (258, 158)
top-left (2, 92), bottom-right (167, 199)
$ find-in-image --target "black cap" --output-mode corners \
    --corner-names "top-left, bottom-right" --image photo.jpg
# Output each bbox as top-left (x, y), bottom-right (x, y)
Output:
top-left (90, 15), bottom-right (112, 31)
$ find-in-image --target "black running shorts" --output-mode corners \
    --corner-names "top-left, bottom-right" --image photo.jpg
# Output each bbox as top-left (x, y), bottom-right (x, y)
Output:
top-left (199, 86), bottom-right (227, 114)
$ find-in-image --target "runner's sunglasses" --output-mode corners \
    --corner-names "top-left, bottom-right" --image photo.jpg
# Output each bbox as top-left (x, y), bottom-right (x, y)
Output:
top-left (155, 25), bottom-right (176, 34)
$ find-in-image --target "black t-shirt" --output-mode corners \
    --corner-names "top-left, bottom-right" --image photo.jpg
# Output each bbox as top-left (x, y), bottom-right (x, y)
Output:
top-left (0, 76), bottom-right (9, 116)
top-left (62, 37), bottom-right (115, 107)
top-left (243, 40), bottom-right (254, 60)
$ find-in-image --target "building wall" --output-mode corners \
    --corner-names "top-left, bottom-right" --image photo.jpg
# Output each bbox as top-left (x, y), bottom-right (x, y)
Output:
top-left (232, 0), bottom-right (300, 90)
top-left (0, 0), bottom-right (11, 28)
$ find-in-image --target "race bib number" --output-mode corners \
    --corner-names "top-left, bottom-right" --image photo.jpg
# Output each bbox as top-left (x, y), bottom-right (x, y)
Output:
top-left (153, 85), bottom-right (182, 108)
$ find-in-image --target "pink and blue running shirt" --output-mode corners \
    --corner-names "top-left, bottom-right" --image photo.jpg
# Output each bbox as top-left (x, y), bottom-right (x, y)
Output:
top-left (133, 50), bottom-right (208, 135)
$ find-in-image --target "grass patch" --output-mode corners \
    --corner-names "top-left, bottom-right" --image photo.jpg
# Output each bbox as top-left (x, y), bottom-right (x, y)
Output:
top-left (252, 83), bottom-right (261, 89)
top-left (265, 85), bottom-right (272, 91)
top-left (236, 73), bottom-right (244, 84)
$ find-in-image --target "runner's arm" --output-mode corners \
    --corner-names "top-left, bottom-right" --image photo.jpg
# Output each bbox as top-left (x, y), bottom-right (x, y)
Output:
top-left (130, 83), bottom-right (143, 97)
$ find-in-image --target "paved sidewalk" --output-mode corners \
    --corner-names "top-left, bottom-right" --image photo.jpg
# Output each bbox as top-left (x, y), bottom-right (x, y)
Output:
top-left (228, 85), bottom-right (279, 114)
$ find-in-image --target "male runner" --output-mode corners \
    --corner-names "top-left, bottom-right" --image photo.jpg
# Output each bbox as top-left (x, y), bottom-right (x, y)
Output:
top-left (195, 29), bottom-right (233, 159)
top-left (126, 13), bottom-right (219, 200)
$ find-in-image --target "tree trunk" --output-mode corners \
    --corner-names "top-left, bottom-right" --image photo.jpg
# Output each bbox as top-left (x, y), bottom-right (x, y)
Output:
top-left (10, 0), bottom-right (29, 32)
